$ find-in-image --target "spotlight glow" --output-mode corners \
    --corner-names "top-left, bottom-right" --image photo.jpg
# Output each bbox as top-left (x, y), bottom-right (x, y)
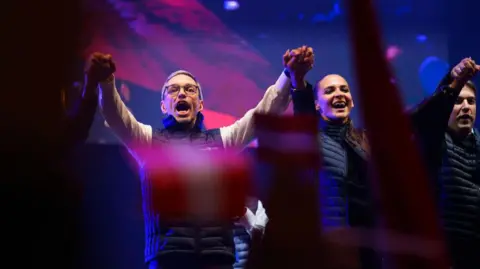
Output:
top-left (224, 0), bottom-right (239, 11)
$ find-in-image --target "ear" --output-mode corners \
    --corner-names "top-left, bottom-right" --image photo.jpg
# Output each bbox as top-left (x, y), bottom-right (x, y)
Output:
top-left (315, 100), bottom-right (320, 111)
top-left (160, 100), bottom-right (168, 114)
top-left (351, 99), bottom-right (355, 109)
top-left (198, 100), bottom-right (204, 112)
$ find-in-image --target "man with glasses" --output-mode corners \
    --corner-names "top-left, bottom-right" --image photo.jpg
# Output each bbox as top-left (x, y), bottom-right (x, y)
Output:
top-left (87, 48), bottom-right (313, 269)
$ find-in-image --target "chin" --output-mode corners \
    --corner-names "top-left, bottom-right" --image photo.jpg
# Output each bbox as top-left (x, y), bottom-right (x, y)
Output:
top-left (332, 113), bottom-right (349, 121)
top-left (457, 124), bottom-right (473, 130)
top-left (174, 116), bottom-right (194, 124)
top-left (457, 119), bottom-right (473, 128)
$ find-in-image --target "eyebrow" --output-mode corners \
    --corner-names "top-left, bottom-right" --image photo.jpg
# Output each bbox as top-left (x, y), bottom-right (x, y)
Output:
top-left (324, 84), bottom-right (348, 90)
top-left (166, 83), bottom-right (198, 87)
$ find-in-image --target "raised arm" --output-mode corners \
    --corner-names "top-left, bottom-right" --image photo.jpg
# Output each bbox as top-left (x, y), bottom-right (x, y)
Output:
top-left (291, 81), bottom-right (316, 115)
top-left (408, 58), bottom-right (479, 177)
top-left (99, 76), bottom-right (152, 145)
top-left (219, 71), bottom-right (292, 149)
top-left (60, 81), bottom-right (99, 149)
top-left (408, 72), bottom-right (458, 135)
top-left (220, 46), bottom-right (315, 149)
top-left (409, 58), bottom-right (480, 142)
top-left (86, 53), bottom-right (152, 146)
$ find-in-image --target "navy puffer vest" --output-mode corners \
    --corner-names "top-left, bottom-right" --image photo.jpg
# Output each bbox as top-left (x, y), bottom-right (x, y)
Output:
top-left (318, 118), bottom-right (373, 229)
top-left (438, 130), bottom-right (480, 268)
top-left (318, 118), bottom-right (379, 269)
top-left (142, 113), bottom-right (236, 266)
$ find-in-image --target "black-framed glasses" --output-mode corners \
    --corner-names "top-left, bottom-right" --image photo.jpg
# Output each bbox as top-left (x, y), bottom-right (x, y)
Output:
top-left (164, 84), bottom-right (199, 97)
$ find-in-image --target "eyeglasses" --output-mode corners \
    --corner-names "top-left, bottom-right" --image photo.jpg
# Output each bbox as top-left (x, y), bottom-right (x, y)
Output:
top-left (164, 84), bottom-right (199, 97)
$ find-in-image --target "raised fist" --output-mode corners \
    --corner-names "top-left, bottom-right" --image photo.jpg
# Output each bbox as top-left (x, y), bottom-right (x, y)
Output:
top-left (84, 52), bottom-right (116, 84)
top-left (451, 57), bottom-right (480, 82)
top-left (283, 45), bottom-right (314, 81)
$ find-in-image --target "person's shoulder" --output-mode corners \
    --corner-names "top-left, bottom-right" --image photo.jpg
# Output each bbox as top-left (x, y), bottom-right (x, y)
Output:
top-left (473, 128), bottom-right (480, 143)
top-left (153, 126), bottom-right (167, 133)
top-left (348, 120), bottom-right (368, 139)
top-left (205, 128), bottom-right (221, 135)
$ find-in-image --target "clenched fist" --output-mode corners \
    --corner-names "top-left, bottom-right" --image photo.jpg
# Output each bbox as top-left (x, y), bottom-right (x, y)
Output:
top-left (451, 57), bottom-right (480, 83)
top-left (84, 52), bottom-right (116, 84)
top-left (283, 45), bottom-right (314, 88)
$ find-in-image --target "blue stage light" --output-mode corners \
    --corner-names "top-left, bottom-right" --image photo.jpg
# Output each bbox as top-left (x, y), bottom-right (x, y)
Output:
top-left (418, 56), bottom-right (449, 95)
top-left (416, 34), bottom-right (427, 42)
top-left (224, 0), bottom-right (239, 11)
top-left (311, 0), bottom-right (341, 23)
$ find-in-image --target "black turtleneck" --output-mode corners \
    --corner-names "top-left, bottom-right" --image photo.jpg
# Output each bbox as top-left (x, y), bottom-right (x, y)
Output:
top-left (318, 117), bottom-right (348, 143)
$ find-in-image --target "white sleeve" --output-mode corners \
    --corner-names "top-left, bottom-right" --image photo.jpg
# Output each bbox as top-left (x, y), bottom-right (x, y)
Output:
top-left (253, 200), bottom-right (269, 229)
top-left (235, 200), bottom-right (269, 237)
top-left (219, 72), bottom-right (291, 149)
top-left (99, 77), bottom-right (152, 146)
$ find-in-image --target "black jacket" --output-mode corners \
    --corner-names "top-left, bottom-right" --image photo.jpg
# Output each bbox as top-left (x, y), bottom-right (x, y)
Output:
top-left (142, 114), bottom-right (236, 267)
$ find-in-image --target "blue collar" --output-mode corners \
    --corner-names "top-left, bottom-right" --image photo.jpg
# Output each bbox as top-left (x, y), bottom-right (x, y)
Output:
top-left (162, 112), bottom-right (206, 132)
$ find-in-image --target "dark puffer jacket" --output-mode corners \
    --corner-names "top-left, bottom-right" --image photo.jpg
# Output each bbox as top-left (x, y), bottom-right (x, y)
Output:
top-left (143, 114), bottom-right (236, 267)
top-left (291, 86), bottom-right (379, 269)
top-left (290, 75), bottom-right (466, 269)
top-left (408, 73), bottom-right (480, 268)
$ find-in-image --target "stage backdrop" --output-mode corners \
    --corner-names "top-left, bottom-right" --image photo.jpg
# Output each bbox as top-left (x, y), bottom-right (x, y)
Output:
top-left (81, 0), bottom-right (448, 144)
top-left (76, 0), bottom-right (450, 268)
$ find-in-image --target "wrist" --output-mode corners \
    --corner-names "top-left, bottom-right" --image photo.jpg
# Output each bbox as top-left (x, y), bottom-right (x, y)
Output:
top-left (82, 81), bottom-right (99, 99)
top-left (291, 76), bottom-right (306, 90)
top-left (84, 80), bottom-right (98, 89)
top-left (103, 74), bottom-right (115, 83)
top-left (450, 78), bottom-right (466, 91)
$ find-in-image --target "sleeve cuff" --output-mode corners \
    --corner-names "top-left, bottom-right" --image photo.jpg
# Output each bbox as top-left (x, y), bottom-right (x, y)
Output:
top-left (274, 71), bottom-right (292, 94)
top-left (254, 200), bottom-right (269, 227)
top-left (291, 81), bottom-right (309, 91)
top-left (438, 85), bottom-right (459, 97)
top-left (236, 207), bottom-right (255, 232)
top-left (99, 75), bottom-right (116, 88)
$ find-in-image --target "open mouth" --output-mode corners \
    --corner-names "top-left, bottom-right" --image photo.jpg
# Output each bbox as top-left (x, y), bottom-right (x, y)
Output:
top-left (175, 101), bottom-right (191, 116)
top-left (458, 114), bottom-right (473, 121)
top-left (332, 101), bottom-right (347, 109)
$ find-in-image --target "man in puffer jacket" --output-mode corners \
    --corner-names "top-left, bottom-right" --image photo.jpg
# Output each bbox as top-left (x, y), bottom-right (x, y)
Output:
top-left (411, 58), bottom-right (480, 269)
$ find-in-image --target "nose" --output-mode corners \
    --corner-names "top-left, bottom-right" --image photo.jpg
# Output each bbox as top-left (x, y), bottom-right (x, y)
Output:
top-left (461, 106), bottom-right (470, 112)
top-left (177, 88), bottom-right (187, 98)
top-left (460, 101), bottom-right (471, 112)
top-left (333, 89), bottom-right (345, 98)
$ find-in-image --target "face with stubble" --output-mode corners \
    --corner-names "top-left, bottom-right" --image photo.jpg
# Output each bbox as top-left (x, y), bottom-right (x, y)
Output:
top-left (315, 74), bottom-right (355, 122)
top-left (161, 74), bottom-right (204, 126)
top-left (448, 84), bottom-right (476, 136)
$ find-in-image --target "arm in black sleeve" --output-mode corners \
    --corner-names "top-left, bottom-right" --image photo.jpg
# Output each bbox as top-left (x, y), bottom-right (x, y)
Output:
top-left (61, 85), bottom-right (98, 149)
top-left (408, 71), bottom-right (461, 178)
top-left (291, 81), bottom-right (317, 115)
top-left (409, 71), bottom-right (459, 135)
